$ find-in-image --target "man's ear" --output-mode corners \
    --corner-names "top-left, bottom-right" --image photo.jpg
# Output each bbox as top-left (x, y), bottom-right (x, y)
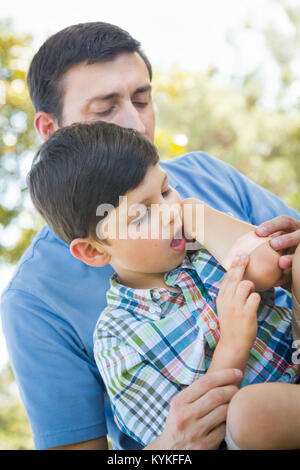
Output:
top-left (35, 111), bottom-right (59, 141)
top-left (70, 238), bottom-right (111, 267)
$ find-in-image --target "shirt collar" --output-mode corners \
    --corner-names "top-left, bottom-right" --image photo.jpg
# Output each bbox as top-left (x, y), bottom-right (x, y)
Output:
top-left (107, 253), bottom-right (195, 312)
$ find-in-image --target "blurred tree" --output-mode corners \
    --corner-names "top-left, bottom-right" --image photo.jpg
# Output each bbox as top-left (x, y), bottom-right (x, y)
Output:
top-left (154, 0), bottom-right (300, 211)
top-left (0, 363), bottom-right (33, 449)
top-left (0, 19), bottom-right (41, 265)
top-left (154, 67), bottom-right (300, 211)
top-left (0, 19), bottom-right (37, 450)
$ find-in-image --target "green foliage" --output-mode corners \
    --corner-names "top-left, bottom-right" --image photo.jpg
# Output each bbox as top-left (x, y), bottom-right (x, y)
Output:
top-left (0, 364), bottom-right (33, 449)
top-left (154, 68), bottom-right (300, 211)
top-left (0, 19), bottom-right (40, 264)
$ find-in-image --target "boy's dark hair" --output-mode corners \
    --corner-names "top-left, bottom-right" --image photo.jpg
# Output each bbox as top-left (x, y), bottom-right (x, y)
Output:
top-left (27, 22), bottom-right (152, 124)
top-left (27, 121), bottom-right (159, 244)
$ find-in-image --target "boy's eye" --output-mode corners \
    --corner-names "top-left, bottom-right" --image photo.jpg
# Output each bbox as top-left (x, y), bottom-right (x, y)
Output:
top-left (132, 210), bottom-right (149, 226)
top-left (162, 187), bottom-right (171, 197)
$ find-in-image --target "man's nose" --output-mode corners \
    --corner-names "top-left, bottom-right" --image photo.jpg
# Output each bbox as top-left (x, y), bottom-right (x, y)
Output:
top-left (119, 102), bottom-right (146, 135)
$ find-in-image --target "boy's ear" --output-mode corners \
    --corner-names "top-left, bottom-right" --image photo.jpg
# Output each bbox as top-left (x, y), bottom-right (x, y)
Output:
top-left (34, 111), bottom-right (59, 141)
top-left (70, 238), bottom-right (111, 267)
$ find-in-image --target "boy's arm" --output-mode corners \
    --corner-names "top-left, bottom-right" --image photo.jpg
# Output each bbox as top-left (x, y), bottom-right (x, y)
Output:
top-left (182, 197), bottom-right (286, 292)
top-left (182, 197), bottom-right (300, 292)
top-left (207, 255), bottom-right (260, 377)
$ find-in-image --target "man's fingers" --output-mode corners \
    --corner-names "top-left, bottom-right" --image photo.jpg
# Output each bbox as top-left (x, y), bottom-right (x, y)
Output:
top-left (256, 216), bottom-right (299, 237)
top-left (192, 385), bottom-right (239, 420)
top-left (278, 254), bottom-right (293, 270)
top-left (269, 230), bottom-right (285, 239)
top-left (194, 405), bottom-right (228, 445)
top-left (204, 422), bottom-right (227, 450)
top-left (179, 369), bottom-right (242, 405)
top-left (269, 230), bottom-right (300, 252)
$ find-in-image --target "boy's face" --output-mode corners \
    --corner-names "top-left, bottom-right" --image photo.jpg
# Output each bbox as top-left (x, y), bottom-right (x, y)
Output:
top-left (97, 164), bottom-right (187, 276)
top-left (59, 52), bottom-right (155, 142)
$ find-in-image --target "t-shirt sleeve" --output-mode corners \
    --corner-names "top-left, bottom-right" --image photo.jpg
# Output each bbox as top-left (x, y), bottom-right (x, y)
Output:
top-left (1, 288), bottom-right (107, 449)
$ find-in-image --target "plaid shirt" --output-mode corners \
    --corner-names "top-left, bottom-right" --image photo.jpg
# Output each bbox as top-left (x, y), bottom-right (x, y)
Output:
top-left (94, 248), bottom-right (299, 446)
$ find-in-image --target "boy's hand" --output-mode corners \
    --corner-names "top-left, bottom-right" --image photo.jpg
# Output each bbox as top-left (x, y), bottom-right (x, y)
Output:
top-left (216, 254), bottom-right (260, 353)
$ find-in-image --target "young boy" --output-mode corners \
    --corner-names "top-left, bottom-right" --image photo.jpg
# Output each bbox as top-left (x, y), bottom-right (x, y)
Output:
top-left (27, 121), bottom-right (300, 449)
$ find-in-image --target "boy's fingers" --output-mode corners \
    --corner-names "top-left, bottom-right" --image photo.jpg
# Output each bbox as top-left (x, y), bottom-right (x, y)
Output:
top-left (235, 280), bottom-right (255, 308)
top-left (220, 254), bottom-right (249, 295)
top-left (245, 292), bottom-right (261, 314)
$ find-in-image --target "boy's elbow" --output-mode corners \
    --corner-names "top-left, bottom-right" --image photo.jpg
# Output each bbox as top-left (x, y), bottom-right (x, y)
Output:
top-left (245, 242), bottom-right (282, 292)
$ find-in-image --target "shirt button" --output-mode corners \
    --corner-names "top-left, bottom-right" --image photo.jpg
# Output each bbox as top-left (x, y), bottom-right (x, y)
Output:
top-left (265, 351), bottom-right (272, 361)
top-left (152, 291), bottom-right (161, 301)
top-left (209, 320), bottom-right (218, 331)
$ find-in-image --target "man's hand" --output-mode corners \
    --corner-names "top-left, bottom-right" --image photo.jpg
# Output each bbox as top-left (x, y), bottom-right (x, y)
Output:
top-left (146, 368), bottom-right (242, 450)
top-left (256, 216), bottom-right (300, 289)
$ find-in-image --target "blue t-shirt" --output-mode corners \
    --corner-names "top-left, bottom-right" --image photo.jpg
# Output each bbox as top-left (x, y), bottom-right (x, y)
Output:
top-left (1, 151), bottom-right (299, 449)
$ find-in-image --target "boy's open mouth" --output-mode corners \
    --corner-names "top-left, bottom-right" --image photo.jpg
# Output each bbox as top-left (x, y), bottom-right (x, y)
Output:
top-left (170, 228), bottom-right (186, 251)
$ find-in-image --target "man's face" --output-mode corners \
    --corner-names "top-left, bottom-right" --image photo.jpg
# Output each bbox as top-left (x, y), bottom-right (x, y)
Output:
top-left (59, 52), bottom-right (155, 142)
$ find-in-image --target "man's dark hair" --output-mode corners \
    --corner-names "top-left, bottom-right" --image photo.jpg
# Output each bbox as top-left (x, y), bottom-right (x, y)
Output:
top-left (27, 22), bottom-right (152, 124)
top-left (27, 121), bottom-right (159, 244)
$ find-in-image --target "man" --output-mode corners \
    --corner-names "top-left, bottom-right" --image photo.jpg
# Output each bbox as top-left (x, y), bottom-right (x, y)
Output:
top-left (1, 22), bottom-right (300, 450)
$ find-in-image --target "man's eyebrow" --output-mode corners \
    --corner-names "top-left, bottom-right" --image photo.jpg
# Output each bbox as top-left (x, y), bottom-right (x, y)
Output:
top-left (85, 85), bottom-right (152, 106)
top-left (133, 85), bottom-right (152, 95)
